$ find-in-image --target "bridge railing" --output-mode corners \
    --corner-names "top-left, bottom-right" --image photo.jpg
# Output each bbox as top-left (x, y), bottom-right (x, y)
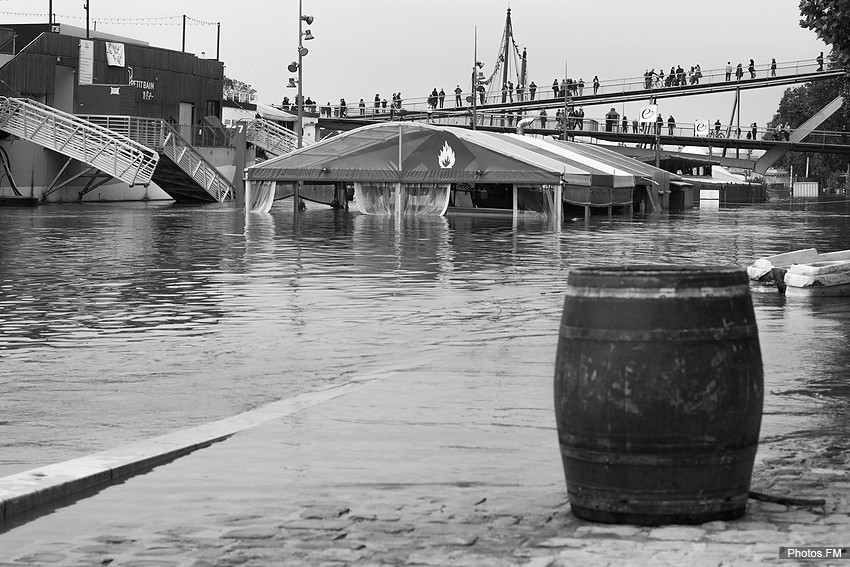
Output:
top-left (393, 108), bottom-right (848, 147)
top-left (323, 58), bottom-right (834, 117)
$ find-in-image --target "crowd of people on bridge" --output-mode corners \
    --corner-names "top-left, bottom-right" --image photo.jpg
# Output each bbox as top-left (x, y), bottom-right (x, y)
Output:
top-left (285, 52), bottom-right (827, 125)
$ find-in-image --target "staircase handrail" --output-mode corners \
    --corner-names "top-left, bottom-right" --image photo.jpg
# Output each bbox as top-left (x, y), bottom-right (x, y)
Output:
top-left (158, 120), bottom-right (233, 202)
top-left (0, 97), bottom-right (159, 186)
top-left (80, 115), bottom-right (235, 203)
top-left (245, 117), bottom-right (299, 156)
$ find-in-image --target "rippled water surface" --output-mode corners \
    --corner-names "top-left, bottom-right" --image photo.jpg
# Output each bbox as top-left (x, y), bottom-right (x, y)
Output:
top-left (1, 200), bottom-right (849, 476)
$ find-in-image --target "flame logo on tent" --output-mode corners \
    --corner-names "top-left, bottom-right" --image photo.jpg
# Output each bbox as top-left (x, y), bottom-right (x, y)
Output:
top-left (437, 141), bottom-right (456, 168)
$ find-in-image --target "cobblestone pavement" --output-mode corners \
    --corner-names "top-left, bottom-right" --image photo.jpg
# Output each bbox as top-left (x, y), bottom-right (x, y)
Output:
top-left (0, 371), bottom-right (847, 566)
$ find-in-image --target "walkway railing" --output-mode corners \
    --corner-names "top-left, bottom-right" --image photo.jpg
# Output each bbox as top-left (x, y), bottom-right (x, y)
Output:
top-left (369, 106), bottom-right (848, 150)
top-left (81, 115), bottom-right (235, 203)
top-left (0, 97), bottom-right (159, 186)
top-left (323, 58), bottom-right (842, 117)
top-left (245, 117), bottom-right (299, 157)
top-left (158, 122), bottom-right (233, 202)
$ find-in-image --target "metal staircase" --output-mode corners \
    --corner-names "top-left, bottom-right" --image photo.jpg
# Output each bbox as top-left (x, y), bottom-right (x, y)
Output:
top-left (82, 115), bottom-right (234, 203)
top-left (157, 121), bottom-right (233, 202)
top-left (246, 117), bottom-right (299, 157)
top-left (0, 97), bottom-right (159, 187)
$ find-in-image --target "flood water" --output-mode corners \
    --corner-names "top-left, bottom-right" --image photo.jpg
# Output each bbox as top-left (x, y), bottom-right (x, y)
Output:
top-left (1, 199), bottom-right (849, 478)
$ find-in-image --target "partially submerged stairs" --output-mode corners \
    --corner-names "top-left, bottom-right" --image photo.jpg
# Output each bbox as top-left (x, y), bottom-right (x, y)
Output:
top-left (82, 115), bottom-right (235, 203)
top-left (246, 117), bottom-right (299, 158)
top-left (0, 97), bottom-right (159, 187)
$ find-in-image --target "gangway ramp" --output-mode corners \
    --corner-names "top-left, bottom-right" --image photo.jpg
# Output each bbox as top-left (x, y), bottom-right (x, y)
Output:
top-left (157, 122), bottom-right (233, 203)
top-left (246, 117), bottom-right (300, 158)
top-left (82, 116), bottom-right (235, 203)
top-left (0, 97), bottom-right (159, 187)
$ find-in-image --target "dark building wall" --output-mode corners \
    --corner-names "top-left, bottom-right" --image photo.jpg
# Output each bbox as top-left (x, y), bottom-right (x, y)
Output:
top-left (0, 26), bottom-right (223, 121)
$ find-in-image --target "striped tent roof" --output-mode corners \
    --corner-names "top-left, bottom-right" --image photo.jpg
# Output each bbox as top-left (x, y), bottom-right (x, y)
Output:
top-left (247, 123), bottom-right (645, 188)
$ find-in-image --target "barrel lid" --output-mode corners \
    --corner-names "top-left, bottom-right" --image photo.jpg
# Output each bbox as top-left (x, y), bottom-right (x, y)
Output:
top-left (567, 265), bottom-right (748, 289)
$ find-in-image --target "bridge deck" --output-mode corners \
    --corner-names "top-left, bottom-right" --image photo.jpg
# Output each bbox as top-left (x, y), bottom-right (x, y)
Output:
top-left (318, 68), bottom-right (848, 157)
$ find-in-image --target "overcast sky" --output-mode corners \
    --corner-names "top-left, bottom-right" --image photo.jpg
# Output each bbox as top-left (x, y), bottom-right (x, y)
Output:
top-left (0, 0), bottom-right (831, 128)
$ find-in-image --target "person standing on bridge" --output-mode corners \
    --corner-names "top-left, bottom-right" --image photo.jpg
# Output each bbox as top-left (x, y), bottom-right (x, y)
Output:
top-left (725, 62), bottom-right (733, 81)
top-left (529, 81), bottom-right (537, 100)
top-left (552, 78), bottom-right (559, 98)
top-left (748, 59), bottom-right (756, 79)
top-left (668, 115), bottom-right (676, 136)
top-left (439, 88), bottom-right (445, 108)
top-left (622, 115), bottom-right (628, 133)
top-left (578, 78), bottom-right (584, 96)
top-left (816, 52), bottom-right (824, 71)
top-left (593, 75), bottom-right (600, 95)
top-left (374, 94), bottom-right (381, 113)
top-left (751, 122), bottom-right (758, 140)
top-left (770, 58), bottom-right (777, 77)
top-left (735, 63), bottom-right (744, 81)
top-left (539, 108), bottom-right (547, 129)
top-left (454, 85), bottom-right (463, 107)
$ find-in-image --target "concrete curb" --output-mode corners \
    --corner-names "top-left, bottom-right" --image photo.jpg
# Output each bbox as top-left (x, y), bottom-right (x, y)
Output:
top-left (0, 376), bottom-right (375, 523)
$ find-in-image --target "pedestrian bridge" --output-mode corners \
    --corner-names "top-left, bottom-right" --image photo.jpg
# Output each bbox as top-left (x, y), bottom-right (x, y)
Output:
top-left (319, 58), bottom-right (844, 129)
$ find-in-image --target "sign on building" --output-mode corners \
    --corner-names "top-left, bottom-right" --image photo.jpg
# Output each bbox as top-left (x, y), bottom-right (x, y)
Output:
top-left (78, 39), bottom-right (93, 85)
top-left (106, 42), bottom-right (125, 67)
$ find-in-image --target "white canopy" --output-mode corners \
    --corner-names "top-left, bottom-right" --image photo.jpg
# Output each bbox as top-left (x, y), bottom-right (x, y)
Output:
top-left (256, 102), bottom-right (296, 122)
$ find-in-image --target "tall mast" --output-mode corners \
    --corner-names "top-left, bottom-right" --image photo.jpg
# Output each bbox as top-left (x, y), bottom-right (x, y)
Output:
top-left (500, 7), bottom-right (512, 103)
top-left (520, 47), bottom-right (527, 96)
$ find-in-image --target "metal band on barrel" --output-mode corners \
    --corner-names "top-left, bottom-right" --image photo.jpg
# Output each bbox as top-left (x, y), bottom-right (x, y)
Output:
top-left (560, 444), bottom-right (758, 466)
top-left (559, 323), bottom-right (759, 341)
top-left (563, 284), bottom-right (752, 299)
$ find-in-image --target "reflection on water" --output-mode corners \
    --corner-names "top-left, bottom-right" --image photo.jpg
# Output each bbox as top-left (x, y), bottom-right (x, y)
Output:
top-left (1, 200), bottom-right (850, 476)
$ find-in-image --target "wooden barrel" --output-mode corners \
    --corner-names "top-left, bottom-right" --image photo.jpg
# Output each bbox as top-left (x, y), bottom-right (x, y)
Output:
top-left (554, 266), bottom-right (763, 525)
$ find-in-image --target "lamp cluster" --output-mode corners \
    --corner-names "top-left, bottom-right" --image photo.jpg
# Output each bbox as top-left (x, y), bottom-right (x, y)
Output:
top-left (287, 3), bottom-right (315, 149)
top-left (287, 13), bottom-right (314, 90)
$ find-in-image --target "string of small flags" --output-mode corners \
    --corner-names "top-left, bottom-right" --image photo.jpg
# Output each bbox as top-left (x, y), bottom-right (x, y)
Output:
top-left (0, 11), bottom-right (218, 26)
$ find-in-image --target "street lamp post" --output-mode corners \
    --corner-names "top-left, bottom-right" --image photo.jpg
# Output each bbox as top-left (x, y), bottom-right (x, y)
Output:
top-left (286, 1), bottom-right (314, 213)
top-left (295, 0), bottom-right (314, 149)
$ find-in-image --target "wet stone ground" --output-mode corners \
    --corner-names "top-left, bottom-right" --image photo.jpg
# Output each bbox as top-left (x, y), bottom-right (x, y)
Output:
top-left (2, 437), bottom-right (847, 567)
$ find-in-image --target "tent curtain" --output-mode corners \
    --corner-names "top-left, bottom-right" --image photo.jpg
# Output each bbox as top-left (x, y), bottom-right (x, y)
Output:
top-left (516, 185), bottom-right (558, 216)
top-left (248, 180), bottom-right (276, 213)
top-left (355, 182), bottom-right (450, 216)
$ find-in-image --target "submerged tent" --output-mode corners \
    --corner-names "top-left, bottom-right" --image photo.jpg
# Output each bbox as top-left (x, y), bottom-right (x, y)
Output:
top-left (504, 134), bottom-right (636, 188)
top-left (243, 122), bottom-right (654, 216)
top-left (549, 140), bottom-right (693, 212)
top-left (246, 122), bottom-right (591, 186)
